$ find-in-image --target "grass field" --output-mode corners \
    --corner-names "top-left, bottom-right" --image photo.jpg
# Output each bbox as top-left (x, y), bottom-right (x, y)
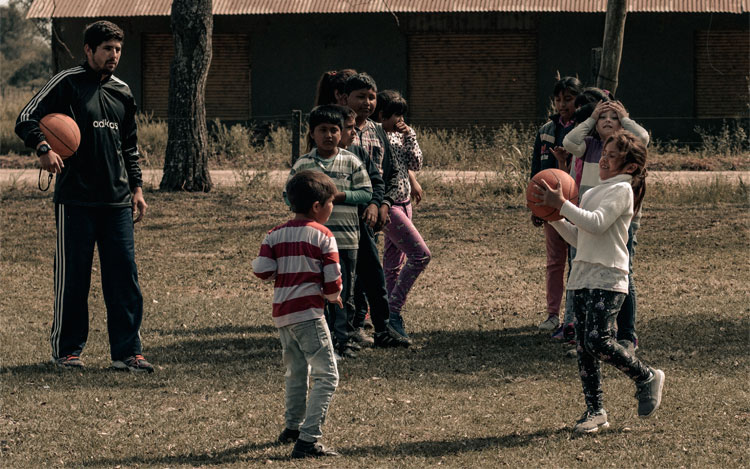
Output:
top-left (1, 178), bottom-right (748, 468)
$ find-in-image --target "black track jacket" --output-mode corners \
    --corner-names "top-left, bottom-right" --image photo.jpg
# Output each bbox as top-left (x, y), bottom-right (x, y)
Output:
top-left (15, 62), bottom-right (142, 207)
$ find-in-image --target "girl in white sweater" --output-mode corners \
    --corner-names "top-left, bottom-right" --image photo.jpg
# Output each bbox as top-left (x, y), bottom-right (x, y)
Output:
top-left (535, 130), bottom-right (664, 433)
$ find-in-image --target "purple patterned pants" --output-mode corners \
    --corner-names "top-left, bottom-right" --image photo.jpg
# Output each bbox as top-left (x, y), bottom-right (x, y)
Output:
top-left (383, 201), bottom-right (431, 316)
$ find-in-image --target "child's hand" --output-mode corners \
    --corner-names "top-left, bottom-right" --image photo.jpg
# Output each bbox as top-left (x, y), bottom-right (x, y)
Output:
top-left (394, 120), bottom-right (411, 135)
top-left (375, 204), bottom-right (391, 231)
top-left (533, 179), bottom-right (566, 210)
top-left (591, 100), bottom-right (609, 121)
top-left (331, 296), bottom-right (343, 308)
top-left (609, 100), bottom-right (629, 119)
top-left (531, 214), bottom-right (544, 227)
top-left (410, 176), bottom-right (423, 205)
top-left (362, 203), bottom-right (378, 228)
top-left (551, 146), bottom-right (570, 166)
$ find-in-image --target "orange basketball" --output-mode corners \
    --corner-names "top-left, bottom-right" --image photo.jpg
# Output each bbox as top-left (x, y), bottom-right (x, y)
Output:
top-left (39, 113), bottom-right (80, 158)
top-left (526, 168), bottom-right (579, 221)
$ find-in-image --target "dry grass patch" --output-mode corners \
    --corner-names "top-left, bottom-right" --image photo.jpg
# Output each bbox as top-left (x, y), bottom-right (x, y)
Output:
top-left (1, 181), bottom-right (748, 468)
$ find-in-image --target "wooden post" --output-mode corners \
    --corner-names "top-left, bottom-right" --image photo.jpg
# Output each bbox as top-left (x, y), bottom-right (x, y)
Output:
top-left (597, 0), bottom-right (628, 96)
top-left (591, 47), bottom-right (602, 85)
top-left (291, 109), bottom-right (302, 165)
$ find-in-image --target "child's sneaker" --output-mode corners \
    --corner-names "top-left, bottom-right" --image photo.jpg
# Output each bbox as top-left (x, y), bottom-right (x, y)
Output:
top-left (350, 327), bottom-right (374, 347)
top-left (52, 355), bottom-right (84, 369)
top-left (337, 344), bottom-right (357, 359)
top-left (538, 315), bottom-right (559, 331)
top-left (387, 315), bottom-right (412, 345)
top-left (635, 369), bottom-right (665, 418)
top-left (551, 325), bottom-right (565, 340)
top-left (362, 313), bottom-right (374, 330)
top-left (111, 354), bottom-right (154, 373)
top-left (563, 322), bottom-right (576, 342)
top-left (277, 428), bottom-right (300, 444)
top-left (374, 330), bottom-right (410, 348)
top-left (291, 439), bottom-right (339, 458)
top-left (573, 408), bottom-right (609, 433)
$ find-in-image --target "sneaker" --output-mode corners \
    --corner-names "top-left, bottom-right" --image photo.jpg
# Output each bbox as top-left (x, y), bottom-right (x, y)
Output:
top-left (563, 323), bottom-right (576, 342)
top-left (278, 428), bottom-right (300, 444)
top-left (635, 369), bottom-right (665, 418)
top-left (374, 330), bottom-right (410, 348)
top-left (52, 355), bottom-right (84, 369)
top-left (111, 354), bottom-right (154, 373)
top-left (350, 327), bottom-right (374, 347)
top-left (337, 345), bottom-right (357, 359)
top-left (574, 408), bottom-right (609, 433)
top-left (291, 439), bottom-right (339, 458)
top-left (551, 325), bottom-right (565, 340)
top-left (618, 339), bottom-right (637, 356)
top-left (538, 315), bottom-right (559, 331)
top-left (344, 340), bottom-right (361, 351)
top-left (387, 315), bottom-right (412, 345)
top-left (362, 314), bottom-right (374, 330)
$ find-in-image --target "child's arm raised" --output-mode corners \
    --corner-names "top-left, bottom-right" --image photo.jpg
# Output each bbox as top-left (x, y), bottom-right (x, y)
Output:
top-left (611, 101), bottom-right (650, 146)
top-left (563, 117), bottom-right (594, 158)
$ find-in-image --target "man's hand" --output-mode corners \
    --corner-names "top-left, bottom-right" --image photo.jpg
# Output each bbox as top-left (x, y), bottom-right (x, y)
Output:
top-left (132, 187), bottom-right (148, 223)
top-left (362, 203), bottom-right (378, 228)
top-left (38, 147), bottom-right (64, 174)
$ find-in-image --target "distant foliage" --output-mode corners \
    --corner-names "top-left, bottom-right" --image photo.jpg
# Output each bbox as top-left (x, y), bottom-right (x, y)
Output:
top-left (0, 0), bottom-right (51, 88)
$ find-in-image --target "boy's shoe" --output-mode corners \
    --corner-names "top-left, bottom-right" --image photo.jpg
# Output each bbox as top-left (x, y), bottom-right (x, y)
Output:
top-left (574, 408), bottom-right (609, 433)
top-left (111, 354), bottom-right (154, 373)
top-left (538, 315), bottom-right (559, 331)
top-left (350, 327), bottom-right (374, 347)
top-left (52, 355), bottom-right (84, 369)
top-left (618, 339), bottom-right (637, 356)
top-left (344, 340), bottom-right (361, 351)
top-left (362, 314), bottom-right (374, 330)
top-left (374, 330), bottom-right (410, 348)
top-left (635, 369), bottom-right (665, 418)
top-left (337, 345), bottom-right (357, 359)
top-left (291, 439), bottom-right (339, 458)
top-left (277, 428), bottom-right (300, 444)
top-left (387, 316), bottom-right (412, 345)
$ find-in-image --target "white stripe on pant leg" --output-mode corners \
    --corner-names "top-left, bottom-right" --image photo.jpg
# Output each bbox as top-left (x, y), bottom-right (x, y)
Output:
top-left (51, 204), bottom-right (65, 358)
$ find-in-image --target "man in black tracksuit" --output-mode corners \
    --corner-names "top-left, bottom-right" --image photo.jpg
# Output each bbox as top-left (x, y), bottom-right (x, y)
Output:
top-left (15, 21), bottom-right (153, 372)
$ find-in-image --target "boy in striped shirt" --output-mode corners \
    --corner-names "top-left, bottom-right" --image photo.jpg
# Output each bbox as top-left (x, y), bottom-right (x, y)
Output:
top-left (253, 170), bottom-right (343, 459)
top-left (284, 105), bottom-right (372, 358)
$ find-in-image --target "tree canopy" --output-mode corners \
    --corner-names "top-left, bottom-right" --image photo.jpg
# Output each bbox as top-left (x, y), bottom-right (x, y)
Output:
top-left (0, 0), bottom-right (51, 88)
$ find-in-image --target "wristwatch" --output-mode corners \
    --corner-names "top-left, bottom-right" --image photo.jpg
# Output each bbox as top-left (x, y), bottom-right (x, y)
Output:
top-left (36, 143), bottom-right (52, 157)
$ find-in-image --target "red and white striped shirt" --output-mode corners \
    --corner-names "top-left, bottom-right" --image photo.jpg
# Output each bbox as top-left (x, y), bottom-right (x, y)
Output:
top-left (252, 219), bottom-right (342, 327)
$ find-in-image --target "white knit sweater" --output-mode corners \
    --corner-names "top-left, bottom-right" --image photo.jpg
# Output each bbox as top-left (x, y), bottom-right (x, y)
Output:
top-left (551, 174), bottom-right (634, 288)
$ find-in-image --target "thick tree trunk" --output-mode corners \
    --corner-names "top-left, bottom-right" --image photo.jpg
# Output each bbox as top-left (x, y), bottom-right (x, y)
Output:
top-left (597, 0), bottom-right (628, 96)
top-left (160, 0), bottom-right (213, 192)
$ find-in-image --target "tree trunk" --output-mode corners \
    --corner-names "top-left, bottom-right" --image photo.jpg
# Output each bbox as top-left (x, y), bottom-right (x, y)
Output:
top-left (160, 0), bottom-right (213, 192)
top-left (597, 0), bottom-right (628, 96)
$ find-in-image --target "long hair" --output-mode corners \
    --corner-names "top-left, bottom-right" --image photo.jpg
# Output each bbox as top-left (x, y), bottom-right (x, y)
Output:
top-left (314, 69), bottom-right (357, 106)
top-left (604, 130), bottom-right (648, 215)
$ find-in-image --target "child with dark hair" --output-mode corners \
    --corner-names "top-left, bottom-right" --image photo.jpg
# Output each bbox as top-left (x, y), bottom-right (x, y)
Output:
top-left (314, 69), bottom-right (357, 107)
top-left (341, 72), bottom-right (412, 345)
top-left (254, 170), bottom-right (342, 459)
top-left (535, 129), bottom-right (664, 433)
top-left (372, 90), bottom-right (430, 342)
top-left (530, 76), bottom-right (582, 335)
top-left (334, 105), bottom-right (409, 348)
top-left (284, 105), bottom-right (372, 359)
top-left (564, 93), bottom-right (649, 353)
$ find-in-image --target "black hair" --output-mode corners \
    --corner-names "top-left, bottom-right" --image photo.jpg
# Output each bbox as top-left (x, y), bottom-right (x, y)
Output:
top-left (286, 170), bottom-right (338, 214)
top-left (344, 72), bottom-right (377, 95)
top-left (305, 105), bottom-right (345, 151)
top-left (84, 21), bottom-right (124, 51)
top-left (604, 130), bottom-right (648, 215)
top-left (314, 69), bottom-right (357, 106)
top-left (373, 89), bottom-right (408, 121)
top-left (553, 76), bottom-right (583, 98)
top-left (573, 87), bottom-right (612, 124)
top-left (333, 104), bottom-right (356, 121)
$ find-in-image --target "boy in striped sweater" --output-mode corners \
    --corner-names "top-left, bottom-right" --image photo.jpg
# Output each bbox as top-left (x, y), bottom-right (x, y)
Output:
top-left (253, 170), bottom-right (343, 459)
top-left (285, 105), bottom-right (373, 358)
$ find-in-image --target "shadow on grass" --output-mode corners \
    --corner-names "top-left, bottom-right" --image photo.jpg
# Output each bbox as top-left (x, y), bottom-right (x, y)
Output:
top-left (148, 323), bottom-right (277, 336)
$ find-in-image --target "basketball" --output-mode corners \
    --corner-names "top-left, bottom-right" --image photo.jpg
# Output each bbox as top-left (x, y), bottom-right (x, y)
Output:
top-left (39, 113), bottom-right (80, 158)
top-left (526, 168), bottom-right (578, 221)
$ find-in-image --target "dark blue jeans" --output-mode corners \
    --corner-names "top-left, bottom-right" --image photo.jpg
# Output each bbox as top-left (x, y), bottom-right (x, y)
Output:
top-left (325, 248), bottom-right (357, 348)
top-left (616, 221), bottom-right (639, 344)
top-left (352, 221), bottom-right (390, 333)
top-left (51, 204), bottom-right (143, 360)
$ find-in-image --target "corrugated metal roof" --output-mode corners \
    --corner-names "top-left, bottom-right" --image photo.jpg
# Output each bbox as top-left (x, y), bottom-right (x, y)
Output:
top-left (27, 0), bottom-right (750, 18)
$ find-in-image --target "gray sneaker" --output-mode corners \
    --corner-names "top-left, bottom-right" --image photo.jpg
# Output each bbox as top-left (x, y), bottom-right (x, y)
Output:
top-left (538, 315), bottom-right (559, 331)
top-left (635, 369), bottom-right (665, 418)
top-left (349, 327), bottom-right (374, 347)
top-left (574, 408), bottom-right (609, 433)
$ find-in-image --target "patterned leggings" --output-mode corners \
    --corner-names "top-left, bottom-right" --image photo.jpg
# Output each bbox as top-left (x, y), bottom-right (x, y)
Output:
top-left (571, 288), bottom-right (652, 411)
top-left (383, 201), bottom-right (431, 317)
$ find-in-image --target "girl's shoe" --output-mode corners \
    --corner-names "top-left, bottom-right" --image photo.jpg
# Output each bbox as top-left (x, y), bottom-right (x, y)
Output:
top-left (635, 369), bottom-right (665, 418)
top-left (574, 408), bottom-right (609, 433)
top-left (387, 315), bottom-right (412, 345)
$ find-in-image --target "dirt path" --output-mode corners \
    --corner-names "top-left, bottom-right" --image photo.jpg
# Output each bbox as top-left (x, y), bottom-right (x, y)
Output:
top-left (1, 168), bottom-right (747, 188)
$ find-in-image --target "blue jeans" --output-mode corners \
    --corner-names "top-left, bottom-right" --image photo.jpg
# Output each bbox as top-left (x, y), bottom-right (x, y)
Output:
top-left (51, 204), bottom-right (144, 360)
top-left (278, 318), bottom-right (339, 442)
top-left (616, 220), bottom-right (639, 343)
top-left (325, 248), bottom-right (356, 348)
